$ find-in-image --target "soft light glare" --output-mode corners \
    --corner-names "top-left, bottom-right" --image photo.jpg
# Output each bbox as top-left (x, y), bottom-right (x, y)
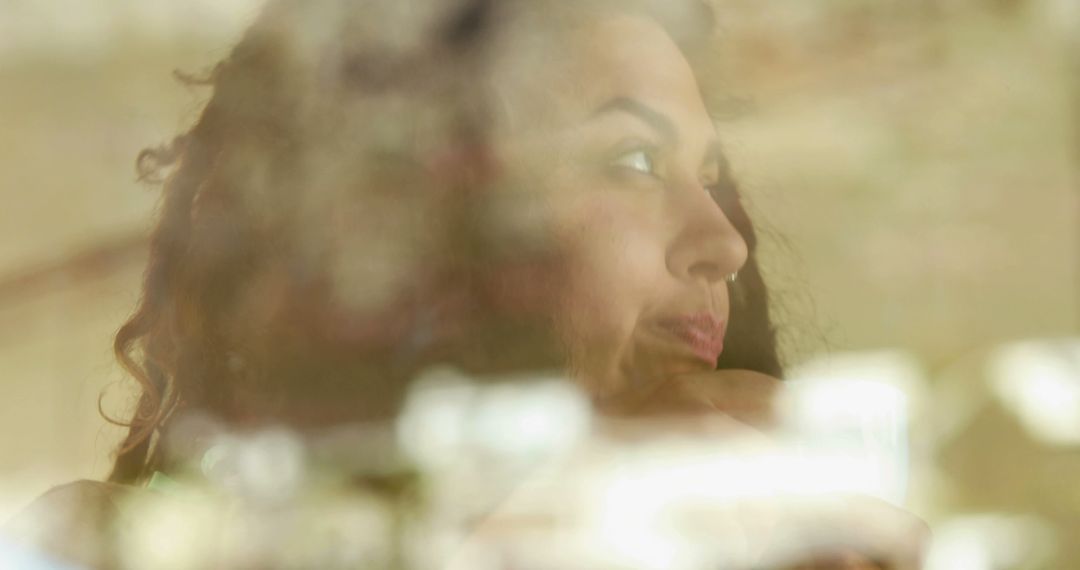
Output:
top-left (781, 351), bottom-right (918, 504)
top-left (396, 367), bottom-right (476, 470)
top-left (469, 378), bottom-right (590, 461)
top-left (0, 536), bottom-right (78, 570)
top-left (119, 496), bottom-right (218, 570)
top-left (585, 442), bottom-right (780, 569)
top-left (991, 339), bottom-right (1080, 445)
top-left (397, 368), bottom-right (589, 469)
top-left (925, 515), bottom-right (1054, 570)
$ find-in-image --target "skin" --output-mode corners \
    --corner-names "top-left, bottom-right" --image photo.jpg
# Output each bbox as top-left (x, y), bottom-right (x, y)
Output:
top-left (490, 13), bottom-right (748, 408)
top-left (475, 13), bottom-right (928, 568)
top-left (92, 5), bottom-right (926, 567)
top-left (265, 10), bottom-right (757, 419)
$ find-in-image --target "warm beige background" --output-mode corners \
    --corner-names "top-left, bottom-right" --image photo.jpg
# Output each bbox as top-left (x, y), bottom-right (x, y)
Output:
top-left (0, 0), bottom-right (264, 517)
top-left (1, 0), bottom-right (1077, 565)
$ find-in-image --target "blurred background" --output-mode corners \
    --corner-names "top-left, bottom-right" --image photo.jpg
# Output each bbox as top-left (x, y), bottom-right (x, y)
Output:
top-left (0, 0), bottom-right (1076, 567)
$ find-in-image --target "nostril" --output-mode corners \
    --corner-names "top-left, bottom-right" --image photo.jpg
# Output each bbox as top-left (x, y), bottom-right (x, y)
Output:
top-left (688, 261), bottom-right (725, 283)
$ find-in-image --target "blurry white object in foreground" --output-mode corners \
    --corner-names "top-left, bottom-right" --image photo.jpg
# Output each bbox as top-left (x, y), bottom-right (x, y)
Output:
top-left (780, 350), bottom-right (923, 504)
top-left (422, 356), bottom-right (929, 569)
top-left (990, 338), bottom-right (1080, 446)
top-left (924, 514), bottom-right (1054, 570)
top-left (397, 366), bottom-right (592, 470)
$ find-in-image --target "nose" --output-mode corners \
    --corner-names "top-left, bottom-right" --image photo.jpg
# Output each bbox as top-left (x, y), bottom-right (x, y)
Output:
top-left (665, 181), bottom-right (748, 285)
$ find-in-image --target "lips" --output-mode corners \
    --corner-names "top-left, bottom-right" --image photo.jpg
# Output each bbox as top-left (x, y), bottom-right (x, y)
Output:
top-left (656, 312), bottom-right (727, 365)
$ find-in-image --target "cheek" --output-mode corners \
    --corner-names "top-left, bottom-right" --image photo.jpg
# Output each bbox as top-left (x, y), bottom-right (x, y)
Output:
top-left (550, 195), bottom-right (668, 372)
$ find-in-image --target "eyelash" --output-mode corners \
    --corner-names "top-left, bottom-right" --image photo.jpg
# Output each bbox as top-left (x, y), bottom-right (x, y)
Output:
top-left (609, 143), bottom-right (723, 197)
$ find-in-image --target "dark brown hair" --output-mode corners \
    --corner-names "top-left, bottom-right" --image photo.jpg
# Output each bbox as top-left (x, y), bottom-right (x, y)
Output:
top-left (107, 0), bottom-right (781, 484)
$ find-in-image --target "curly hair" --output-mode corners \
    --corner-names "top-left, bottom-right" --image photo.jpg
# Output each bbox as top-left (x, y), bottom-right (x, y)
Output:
top-left (107, 0), bottom-right (782, 484)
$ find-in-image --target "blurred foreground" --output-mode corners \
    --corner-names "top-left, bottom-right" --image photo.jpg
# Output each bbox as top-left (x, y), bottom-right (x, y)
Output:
top-left (1, 0), bottom-right (1077, 568)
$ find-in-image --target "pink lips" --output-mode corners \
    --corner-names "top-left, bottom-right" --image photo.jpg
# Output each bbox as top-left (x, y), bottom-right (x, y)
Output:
top-left (658, 313), bottom-right (727, 365)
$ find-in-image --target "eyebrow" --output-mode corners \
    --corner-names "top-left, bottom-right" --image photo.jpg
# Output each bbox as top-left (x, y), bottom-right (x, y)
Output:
top-left (592, 96), bottom-right (725, 174)
top-left (592, 97), bottom-right (678, 143)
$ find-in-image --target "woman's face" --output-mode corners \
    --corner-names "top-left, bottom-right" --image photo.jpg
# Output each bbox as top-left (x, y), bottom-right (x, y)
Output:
top-left (491, 13), bottom-right (749, 404)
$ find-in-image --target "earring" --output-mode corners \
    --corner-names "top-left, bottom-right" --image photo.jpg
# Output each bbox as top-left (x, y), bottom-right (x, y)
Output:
top-left (725, 271), bottom-right (738, 284)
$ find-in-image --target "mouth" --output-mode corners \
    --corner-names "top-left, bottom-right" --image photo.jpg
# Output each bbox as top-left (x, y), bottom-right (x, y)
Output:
top-left (654, 312), bottom-right (727, 366)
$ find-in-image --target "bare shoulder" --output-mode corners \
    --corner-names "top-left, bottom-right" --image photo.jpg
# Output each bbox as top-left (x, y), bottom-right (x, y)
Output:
top-left (4, 480), bottom-right (135, 568)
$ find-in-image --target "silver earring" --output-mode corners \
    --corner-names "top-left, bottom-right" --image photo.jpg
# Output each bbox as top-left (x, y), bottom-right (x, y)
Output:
top-left (725, 271), bottom-right (738, 284)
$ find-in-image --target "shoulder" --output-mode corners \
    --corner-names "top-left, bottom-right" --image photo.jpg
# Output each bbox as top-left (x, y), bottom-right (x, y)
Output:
top-left (4, 480), bottom-right (138, 569)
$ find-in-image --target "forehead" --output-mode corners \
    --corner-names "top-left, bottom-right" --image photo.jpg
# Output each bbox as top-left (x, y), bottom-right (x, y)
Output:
top-left (492, 12), bottom-right (713, 137)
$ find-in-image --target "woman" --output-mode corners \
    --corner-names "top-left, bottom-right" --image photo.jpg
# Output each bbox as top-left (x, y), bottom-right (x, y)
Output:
top-left (8, 0), bottom-right (925, 568)
top-left (103, 0), bottom-right (781, 478)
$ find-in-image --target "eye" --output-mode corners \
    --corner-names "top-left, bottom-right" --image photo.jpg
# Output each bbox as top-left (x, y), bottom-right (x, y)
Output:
top-left (611, 148), bottom-right (657, 177)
